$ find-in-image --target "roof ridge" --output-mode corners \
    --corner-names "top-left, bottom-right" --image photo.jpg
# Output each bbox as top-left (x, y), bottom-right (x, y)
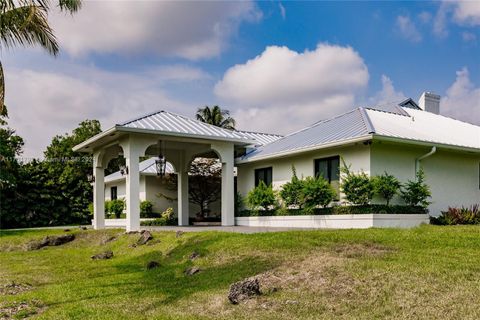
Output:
top-left (235, 129), bottom-right (283, 137)
top-left (359, 107), bottom-right (376, 134)
top-left (118, 110), bottom-right (165, 126)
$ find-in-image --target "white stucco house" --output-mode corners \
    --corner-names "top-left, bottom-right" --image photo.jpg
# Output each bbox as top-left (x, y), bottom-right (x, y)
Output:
top-left (74, 92), bottom-right (480, 231)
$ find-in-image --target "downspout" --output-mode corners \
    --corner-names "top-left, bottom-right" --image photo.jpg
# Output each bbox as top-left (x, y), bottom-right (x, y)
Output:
top-left (415, 146), bottom-right (436, 175)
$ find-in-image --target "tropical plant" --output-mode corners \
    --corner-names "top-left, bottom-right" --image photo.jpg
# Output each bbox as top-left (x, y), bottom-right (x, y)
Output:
top-left (340, 163), bottom-right (374, 205)
top-left (401, 169), bottom-right (431, 208)
top-left (279, 165), bottom-right (304, 208)
top-left (246, 180), bottom-right (277, 211)
top-left (430, 205), bottom-right (480, 225)
top-left (140, 200), bottom-right (154, 218)
top-left (108, 199), bottom-right (125, 219)
top-left (301, 176), bottom-right (336, 211)
top-left (195, 105), bottom-right (236, 129)
top-left (372, 172), bottom-right (401, 206)
top-left (0, 0), bottom-right (82, 111)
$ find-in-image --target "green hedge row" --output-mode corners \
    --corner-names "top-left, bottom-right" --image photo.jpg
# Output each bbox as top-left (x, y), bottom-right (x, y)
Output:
top-left (237, 204), bottom-right (427, 217)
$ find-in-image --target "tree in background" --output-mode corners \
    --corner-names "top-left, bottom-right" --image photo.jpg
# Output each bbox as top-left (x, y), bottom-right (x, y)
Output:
top-left (188, 158), bottom-right (222, 218)
top-left (0, 0), bottom-right (82, 113)
top-left (196, 105), bottom-right (236, 130)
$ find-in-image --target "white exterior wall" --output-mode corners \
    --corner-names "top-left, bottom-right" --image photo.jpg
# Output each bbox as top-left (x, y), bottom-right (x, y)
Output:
top-left (104, 180), bottom-right (127, 201)
top-left (236, 144), bottom-right (371, 198)
top-left (371, 142), bottom-right (480, 216)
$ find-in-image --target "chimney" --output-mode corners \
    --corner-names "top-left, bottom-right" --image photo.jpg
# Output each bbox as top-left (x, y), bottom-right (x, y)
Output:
top-left (418, 92), bottom-right (440, 114)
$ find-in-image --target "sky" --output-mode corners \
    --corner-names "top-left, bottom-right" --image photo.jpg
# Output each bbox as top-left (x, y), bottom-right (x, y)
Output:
top-left (2, 0), bottom-right (480, 158)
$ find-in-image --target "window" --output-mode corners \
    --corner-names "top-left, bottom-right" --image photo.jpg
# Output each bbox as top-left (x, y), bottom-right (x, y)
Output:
top-left (314, 156), bottom-right (340, 196)
top-left (255, 167), bottom-right (272, 187)
top-left (111, 186), bottom-right (117, 200)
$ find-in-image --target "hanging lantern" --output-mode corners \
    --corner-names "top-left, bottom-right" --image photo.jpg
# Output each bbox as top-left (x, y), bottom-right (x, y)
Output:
top-left (155, 140), bottom-right (167, 177)
top-left (120, 165), bottom-right (129, 176)
top-left (87, 173), bottom-right (95, 183)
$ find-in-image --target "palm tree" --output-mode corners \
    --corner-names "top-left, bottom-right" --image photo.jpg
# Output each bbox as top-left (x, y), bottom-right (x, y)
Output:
top-left (0, 0), bottom-right (82, 115)
top-left (196, 105), bottom-right (236, 130)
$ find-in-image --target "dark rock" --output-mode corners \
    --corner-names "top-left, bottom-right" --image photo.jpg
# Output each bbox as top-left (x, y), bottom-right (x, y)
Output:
top-left (125, 231), bottom-right (139, 234)
top-left (185, 266), bottom-right (201, 276)
top-left (189, 251), bottom-right (200, 261)
top-left (101, 236), bottom-right (116, 245)
top-left (146, 261), bottom-right (160, 270)
top-left (175, 230), bottom-right (184, 238)
top-left (63, 229), bottom-right (71, 232)
top-left (27, 234), bottom-right (75, 250)
top-left (91, 250), bottom-right (114, 260)
top-left (137, 230), bottom-right (153, 245)
top-left (79, 226), bottom-right (87, 230)
top-left (228, 278), bottom-right (261, 304)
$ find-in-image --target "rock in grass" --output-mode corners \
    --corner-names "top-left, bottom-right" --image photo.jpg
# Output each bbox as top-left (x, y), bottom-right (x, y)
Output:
top-left (184, 267), bottom-right (201, 276)
top-left (101, 236), bottom-right (116, 245)
top-left (26, 234), bottom-right (75, 250)
top-left (228, 278), bottom-right (261, 304)
top-left (91, 250), bottom-right (114, 260)
top-left (137, 230), bottom-right (153, 245)
top-left (146, 261), bottom-right (160, 270)
top-left (189, 251), bottom-right (200, 261)
top-left (175, 230), bottom-right (184, 238)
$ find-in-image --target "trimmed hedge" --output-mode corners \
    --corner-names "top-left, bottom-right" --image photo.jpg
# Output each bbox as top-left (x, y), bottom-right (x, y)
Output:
top-left (237, 205), bottom-right (427, 217)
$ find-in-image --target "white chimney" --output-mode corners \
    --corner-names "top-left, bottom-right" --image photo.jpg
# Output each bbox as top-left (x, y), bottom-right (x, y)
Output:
top-left (418, 92), bottom-right (440, 114)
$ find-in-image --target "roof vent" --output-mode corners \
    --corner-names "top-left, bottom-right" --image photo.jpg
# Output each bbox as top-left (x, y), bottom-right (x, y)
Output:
top-left (418, 92), bottom-right (440, 114)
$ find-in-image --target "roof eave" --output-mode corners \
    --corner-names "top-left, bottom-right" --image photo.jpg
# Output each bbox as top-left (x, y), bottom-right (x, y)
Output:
top-left (235, 134), bottom-right (374, 164)
top-left (373, 135), bottom-right (480, 153)
top-left (73, 126), bottom-right (119, 153)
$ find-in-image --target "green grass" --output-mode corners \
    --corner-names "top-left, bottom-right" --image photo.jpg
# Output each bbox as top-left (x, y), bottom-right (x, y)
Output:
top-left (1, 225), bottom-right (480, 319)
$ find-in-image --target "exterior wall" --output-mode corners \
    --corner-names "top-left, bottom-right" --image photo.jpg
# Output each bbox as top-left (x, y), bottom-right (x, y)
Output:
top-left (235, 214), bottom-right (429, 229)
top-left (371, 142), bottom-right (480, 216)
top-left (104, 180), bottom-right (127, 201)
top-left (236, 144), bottom-right (371, 199)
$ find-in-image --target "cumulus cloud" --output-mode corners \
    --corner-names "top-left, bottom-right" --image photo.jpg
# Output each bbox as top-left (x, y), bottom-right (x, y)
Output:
top-left (396, 15), bottom-right (422, 42)
top-left (441, 67), bottom-right (480, 125)
top-left (50, 1), bottom-right (261, 59)
top-left (433, 1), bottom-right (480, 38)
top-left (368, 75), bottom-right (406, 105)
top-left (462, 31), bottom-right (477, 43)
top-left (214, 44), bottom-right (369, 134)
top-left (3, 63), bottom-right (208, 158)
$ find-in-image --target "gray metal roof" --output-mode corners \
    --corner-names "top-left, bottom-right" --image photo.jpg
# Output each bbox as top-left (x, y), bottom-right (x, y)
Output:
top-left (235, 130), bottom-right (283, 146)
top-left (119, 110), bottom-right (250, 141)
top-left (239, 100), bottom-right (480, 163)
top-left (105, 157), bottom-right (174, 183)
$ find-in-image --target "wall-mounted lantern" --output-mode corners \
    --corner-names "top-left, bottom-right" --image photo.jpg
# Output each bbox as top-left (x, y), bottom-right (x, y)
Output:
top-left (120, 165), bottom-right (129, 176)
top-left (87, 173), bottom-right (95, 183)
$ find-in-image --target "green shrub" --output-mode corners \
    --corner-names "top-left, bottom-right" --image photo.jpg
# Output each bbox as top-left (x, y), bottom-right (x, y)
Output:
top-left (140, 207), bottom-right (176, 226)
top-left (88, 202), bottom-right (94, 217)
top-left (301, 176), bottom-right (336, 211)
top-left (430, 204), bottom-right (480, 225)
top-left (246, 181), bottom-right (277, 211)
top-left (401, 169), bottom-right (431, 208)
top-left (372, 172), bottom-right (401, 206)
top-left (238, 204), bottom-right (427, 217)
top-left (109, 199), bottom-right (125, 219)
top-left (234, 192), bottom-right (245, 216)
top-left (104, 200), bottom-right (111, 217)
top-left (140, 200), bottom-right (154, 218)
top-left (340, 164), bottom-right (374, 205)
top-left (279, 166), bottom-right (304, 208)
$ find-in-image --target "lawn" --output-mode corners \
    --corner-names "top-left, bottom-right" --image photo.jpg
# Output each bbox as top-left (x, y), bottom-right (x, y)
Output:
top-left (1, 225), bottom-right (480, 319)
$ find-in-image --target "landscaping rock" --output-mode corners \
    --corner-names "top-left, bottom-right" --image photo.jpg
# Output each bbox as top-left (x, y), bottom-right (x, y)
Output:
top-left (185, 267), bottom-right (201, 276)
top-left (63, 229), bottom-right (71, 232)
top-left (228, 278), bottom-right (261, 304)
top-left (146, 261), bottom-right (160, 270)
top-left (175, 230), bottom-right (184, 238)
top-left (137, 230), bottom-right (153, 245)
top-left (101, 236), bottom-right (116, 245)
top-left (189, 251), bottom-right (200, 261)
top-left (79, 226), bottom-right (87, 230)
top-left (27, 234), bottom-right (75, 251)
top-left (91, 250), bottom-right (113, 260)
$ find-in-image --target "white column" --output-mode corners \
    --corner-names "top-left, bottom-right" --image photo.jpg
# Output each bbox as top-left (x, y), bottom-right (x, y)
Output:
top-left (177, 152), bottom-right (189, 226)
top-left (212, 142), bottom-right (235, 226)
top-left (93, 153), bottom-right (105, 229)
top-left (124, 140), bottom-right (141, 232)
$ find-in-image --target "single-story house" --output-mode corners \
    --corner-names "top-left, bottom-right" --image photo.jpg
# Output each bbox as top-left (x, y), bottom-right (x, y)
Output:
top-left (74, 92), bottom-right (480, 231)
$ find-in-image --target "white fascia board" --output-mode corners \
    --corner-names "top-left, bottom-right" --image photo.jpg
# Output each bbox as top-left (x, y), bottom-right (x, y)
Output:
top-left (73, 126), bottom-right (118, 152)
top-left (373, 135), bottom-right (480, 153)
top-left (235, 135), bottom-right (373, 164)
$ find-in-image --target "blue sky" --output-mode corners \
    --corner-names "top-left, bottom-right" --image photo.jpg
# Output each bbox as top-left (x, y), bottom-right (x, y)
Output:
top-left (2, 1), bottom-right (479, 158)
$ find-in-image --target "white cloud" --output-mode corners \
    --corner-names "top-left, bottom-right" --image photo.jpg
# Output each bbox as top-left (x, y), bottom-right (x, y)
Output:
top-left (214, 44), bottom-right (369, 134)
top-left (452, 1), bottom-right (480, 26)
top-left (433, 2), bottom-right (449, 38)
top-left (441, 67), bottom-right (480, 125)
top-left (396, 15), bottom-right (422, 43)
top-left (50, 1), bottom-right (261, 60)
top-left (369, 75), bottom-right (406, 105)
top-left (418, 11), bottom-right (432, 24)
top-left (3, 63), bottom-right (201, 158)
top-left (279, 3), bottom-right (286, 20)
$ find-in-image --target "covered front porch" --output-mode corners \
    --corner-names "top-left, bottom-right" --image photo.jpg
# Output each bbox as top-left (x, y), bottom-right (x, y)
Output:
top-left (73, 111), bottom-right (253, 232)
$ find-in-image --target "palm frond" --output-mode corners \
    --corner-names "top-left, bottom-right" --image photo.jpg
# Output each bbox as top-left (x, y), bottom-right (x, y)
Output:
top-left (0, 3), bottom-right (59, 55)
top-left (58, 0), bottom-right (82, 13)
top-left (0, 59), bottom-right (4, 117)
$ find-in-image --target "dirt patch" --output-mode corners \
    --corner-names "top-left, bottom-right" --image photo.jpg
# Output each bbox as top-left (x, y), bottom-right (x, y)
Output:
top-left (332, 242), bottom-right (394, 259)
top-left (0, 282), bottom-right (32, 296)
top-left (0, 300), bottom-right (43, 319)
